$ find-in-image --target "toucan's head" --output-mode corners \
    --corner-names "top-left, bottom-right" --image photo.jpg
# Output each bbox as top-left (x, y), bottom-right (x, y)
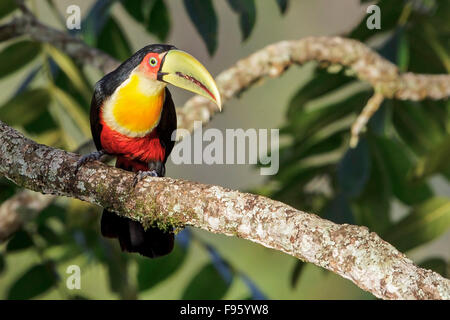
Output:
top-left (131, 44), bottom-right (221, 110)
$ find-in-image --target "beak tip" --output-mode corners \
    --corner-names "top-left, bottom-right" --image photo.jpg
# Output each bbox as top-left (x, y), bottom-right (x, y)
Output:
top-left (213, 91), bottom-right (222, 112)
top-left (216, 99), bottom-right (222, 112)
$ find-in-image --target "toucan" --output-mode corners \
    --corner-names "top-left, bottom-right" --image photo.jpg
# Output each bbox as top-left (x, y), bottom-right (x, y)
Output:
top-left (76, 44), bottom-right (221, 258)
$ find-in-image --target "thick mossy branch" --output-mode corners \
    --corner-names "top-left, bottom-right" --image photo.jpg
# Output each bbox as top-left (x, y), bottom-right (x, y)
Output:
top-left (1, 12), bottom-right (448, 137)
top-left (1, 120), bottom-right (449, 300)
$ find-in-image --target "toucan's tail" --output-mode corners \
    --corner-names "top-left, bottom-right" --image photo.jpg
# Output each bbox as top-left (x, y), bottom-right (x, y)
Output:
top-left (100, 157), bottom-right (174, 258)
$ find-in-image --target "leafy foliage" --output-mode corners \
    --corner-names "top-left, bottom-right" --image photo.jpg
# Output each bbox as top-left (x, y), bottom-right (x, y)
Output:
top-left (0, 0), bottom-right (16, 19)
top-left (0, 89), bottom-right (51, 126)
top-left (121, 0), bottom-right (170, 42)
top-left (6, 230), bottom-right (34, 252)
top-left (0, 41), bottom-right (41, 78)
top-left (260, 0), bottom-right (450, 288)
top-left (183, 0), bottom-right (218, 55)
top-left (419, 257), bottom-right (448, 278)
top-left (0, 0), bottom-right (290, 300)
top-left (0, 0), bottom-right (448, 300)
top-left (383, 197), bottom-right (450, 252)
top-left (137, 245), bottom-right (187, 292)
top-left (182, 263), bottom-right (230, 299)
top-left (226, 0), bottom-right (256, 41)
top-left (7, 263), bottom-right (57, 299)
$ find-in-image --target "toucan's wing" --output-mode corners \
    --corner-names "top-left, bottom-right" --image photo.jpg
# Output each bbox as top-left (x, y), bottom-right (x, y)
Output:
top-left (158, 88), bottom-right (177, 163)
top-left (90, 81), bottom-right (105, 151)
top-left (90, 65), bottom-right (136, 151)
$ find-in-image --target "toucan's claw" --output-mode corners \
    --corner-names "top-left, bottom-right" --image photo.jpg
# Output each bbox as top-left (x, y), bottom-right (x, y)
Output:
top-left (75, 150), bottom-right (106, 174)
top-left (133, 170), bottom-right (158, 187)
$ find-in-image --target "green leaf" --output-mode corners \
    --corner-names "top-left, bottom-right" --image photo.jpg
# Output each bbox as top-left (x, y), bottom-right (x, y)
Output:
top-left (121, 0), bottom-right (170, 41)
top-left (183, 0), bottom-right (218, 55)
top-left (6, 230), bottom-right (34, 252)
top-left (392, 100), bottom-right (445, 155)
top-left (285, 69), bottom-right (369, 142)
top-left (81, 0), bottom-right (114, 47)
top-left (102, 243), bottom-right (130, 295)
top-left (275, 0), bottom-right (288, 14)
top-left (377, 27), bottom-right (404, 65)
top-left (0, 178), bottom-right (17, 202)
top-left (36, 204), bottom-right (67, 225)
top-left (182, 263), bottom-right (230, 299)
top-left (411, 134), bottom-right (450, 182)
top-left (289, 90), bottom-right (371, 142)
top-left (45, 45), bottom-right (92, 100)
top-left (0, 41), bottom-right (41, 78)
top-left (0, 253), bottom-right (5, 273)
top-left (349, 0), bottom-right (404, 42)
top-left (421, 0), bottom-right (450, 34)
top-left (227, 0), bottom-right (256, 40)
top-left (121, 0), bottom-right (147, 21)
top-left (272, 152), bottom-right (338, 201)
top-left (7, 263), bottom-right (57, 299)
top-left (286, 67), bottom-right (354, 117)
top-left (375, 137), bottom-right (432, 205)
top-left (337, 138), bottom-right (371, 198)
top-left (353, 136), bottom-right (392, 233)
top-left (24, 110), bottom-right (58, 135)
top-left (0, 0), bottom-right (16, 19)
top-left (407, 22), bottom-right (449, 74)
top-left (419, 257), bottom-right (448, 278)
top-left (49, 84), bottom-right (91, 138)
top-left (48, 106), bottom-right (83, 150)
top-left (397, 32), bottom-right (410, 72)
top-left (421, 100), bottom-right (449, 135)
top-left (383, 197), bottom-right (450, 252)
top-left (137, 245), bottom-right (187, 291)
top-left (0, 89), bottom-right (51, 126)
top-left (97, 17), bottom-right (132, 61)
top-left (147, 0), bottom-right (171, 41)
top-left (70, 294), bottom-right (89, 300)
top-left (278, 113), bottom-right (353, 170)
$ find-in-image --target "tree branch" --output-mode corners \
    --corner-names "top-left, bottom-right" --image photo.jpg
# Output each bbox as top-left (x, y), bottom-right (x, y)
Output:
top-left (0, 120), bottom-right (449, 300)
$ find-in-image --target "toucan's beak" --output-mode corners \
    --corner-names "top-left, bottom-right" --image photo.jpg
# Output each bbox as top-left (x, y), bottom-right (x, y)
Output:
top-left (159, 50), bottom-right (221, 111)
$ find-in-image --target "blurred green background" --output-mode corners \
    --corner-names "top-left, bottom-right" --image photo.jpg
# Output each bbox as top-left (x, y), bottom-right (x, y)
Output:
top-left (0, 0), bottom-right (449, 299)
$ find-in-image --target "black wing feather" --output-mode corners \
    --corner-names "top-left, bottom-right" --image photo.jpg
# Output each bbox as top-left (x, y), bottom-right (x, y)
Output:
top-left (89, 81), bottom-right (104, 151)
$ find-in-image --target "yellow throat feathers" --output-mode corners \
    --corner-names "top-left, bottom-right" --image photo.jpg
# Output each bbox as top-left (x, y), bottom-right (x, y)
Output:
top-left (103, 72), bottom-right (166, 137)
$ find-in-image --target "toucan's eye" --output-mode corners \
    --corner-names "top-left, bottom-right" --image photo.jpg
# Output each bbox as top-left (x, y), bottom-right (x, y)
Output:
top-left (149, 57), bottom-right (158, 67)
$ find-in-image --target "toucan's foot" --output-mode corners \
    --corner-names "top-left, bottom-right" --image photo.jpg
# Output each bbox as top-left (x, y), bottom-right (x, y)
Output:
top-left (75, 150), bottom-right (106, 174)
top-left (133, 170), bottom-right (158, 187)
